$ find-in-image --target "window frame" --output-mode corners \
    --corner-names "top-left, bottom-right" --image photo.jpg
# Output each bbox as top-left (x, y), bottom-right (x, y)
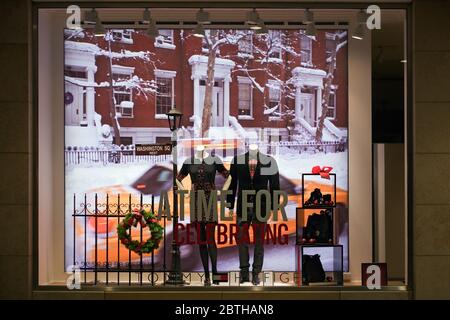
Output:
top-left (325, 32), bottom-right (335, 59)
top-left (154, 69), bottom-right (177, 119)
top-left (111, 65), bottom-right (135, 118)
top-left (155, 29), bottom-right (176, 50)
top-left (300, 32), bottom-right (313, 66)
top-left (237, 76), bottom-right (254, 119)
top-left (268, 30), bottom-right (283, 61)
top-left (111, 29), bottom-right (134, 44)
top-left (238, 30), bottom-right (253, 56)
top-left (326, 89), bottom-right (337, 120)
top-left (267, 79), bottom-right (282, 121)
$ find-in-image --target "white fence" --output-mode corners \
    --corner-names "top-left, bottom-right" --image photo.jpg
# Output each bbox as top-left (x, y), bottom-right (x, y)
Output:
top-left (65, 148), bottom-right (171, 165)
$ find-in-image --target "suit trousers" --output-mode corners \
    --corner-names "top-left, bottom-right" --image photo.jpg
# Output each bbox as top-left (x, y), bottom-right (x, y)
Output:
top-left (237, 212), bottom-right (267, 274)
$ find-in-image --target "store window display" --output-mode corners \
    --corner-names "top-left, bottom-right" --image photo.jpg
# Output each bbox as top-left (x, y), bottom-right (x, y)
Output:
top-left (36, 6), bottom-right (409, 290)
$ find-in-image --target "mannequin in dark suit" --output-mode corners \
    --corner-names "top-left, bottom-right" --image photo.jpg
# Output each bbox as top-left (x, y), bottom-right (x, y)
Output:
top-left (227, 144), bottom-right (280, 285)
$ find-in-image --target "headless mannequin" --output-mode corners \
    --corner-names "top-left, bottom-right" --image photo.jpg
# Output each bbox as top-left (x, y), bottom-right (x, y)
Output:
top-left (176, 145), bottom-right (232, 285)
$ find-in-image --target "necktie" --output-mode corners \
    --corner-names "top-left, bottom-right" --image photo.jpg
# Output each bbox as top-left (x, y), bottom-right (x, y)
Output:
top-left (249, 159), bottom-right (257, 179)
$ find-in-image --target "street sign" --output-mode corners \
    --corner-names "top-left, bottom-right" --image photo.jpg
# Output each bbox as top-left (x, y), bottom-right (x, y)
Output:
top-left (135, 143), bottom-right (172, 156)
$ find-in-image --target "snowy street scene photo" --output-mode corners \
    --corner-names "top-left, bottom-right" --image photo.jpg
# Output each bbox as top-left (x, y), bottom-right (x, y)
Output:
top-left (64, 27), bottom-right (349, 277)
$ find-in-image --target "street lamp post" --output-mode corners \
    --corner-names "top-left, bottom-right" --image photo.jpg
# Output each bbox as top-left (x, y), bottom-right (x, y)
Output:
top-left (286, 119), bottom-right (294, 147)
top-left (166, 106), bottom-right (184, 285)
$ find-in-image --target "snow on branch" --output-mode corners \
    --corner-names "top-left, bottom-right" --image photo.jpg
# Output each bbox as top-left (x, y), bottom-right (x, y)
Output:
top-left (210, 30), bottom-right (247, 51)
top-left (336, 40), bottom-right (348, 52)
top-left (65, 75), bottom-right (157, 95)
top-left (113, 76), bottom-right (157, 93)
top-left (264, 104), bottom-right (279, 115)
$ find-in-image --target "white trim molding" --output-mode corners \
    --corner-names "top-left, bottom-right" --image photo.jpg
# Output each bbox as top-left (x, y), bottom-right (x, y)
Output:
top-left (112, 65), bottom-right (135, 75)
top-left (154, 69), bottom-right (177, 78)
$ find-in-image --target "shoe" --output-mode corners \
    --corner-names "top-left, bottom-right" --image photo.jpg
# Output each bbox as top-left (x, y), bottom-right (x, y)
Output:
top-left (252, 273), bottom-right (260, 285)
top-left (240, 270), bottom-right (250, 284)
top-left (204, 278), bottom-right (211, 286)
top-left (305, 188), bottom-right (323, 206)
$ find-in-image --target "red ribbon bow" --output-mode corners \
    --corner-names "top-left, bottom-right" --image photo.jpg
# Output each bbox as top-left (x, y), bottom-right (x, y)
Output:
top-left (312, 166), bottom-right (333, 179)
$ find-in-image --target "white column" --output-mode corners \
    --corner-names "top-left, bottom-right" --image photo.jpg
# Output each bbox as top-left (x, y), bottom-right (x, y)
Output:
top-left (295, 86), bottom-right (302, 123)
top-left (86, 67), bottom-right (96, 127)
top-left (223, 77), bottom-right (230, 126)
top-left (316, 87), bottom-right (323, 122)
top-left (193, 76), bottom-right (200, 119)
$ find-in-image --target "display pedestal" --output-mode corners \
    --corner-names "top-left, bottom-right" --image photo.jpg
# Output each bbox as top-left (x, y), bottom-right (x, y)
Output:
top-left (296, 244), bottom-right (344, 286)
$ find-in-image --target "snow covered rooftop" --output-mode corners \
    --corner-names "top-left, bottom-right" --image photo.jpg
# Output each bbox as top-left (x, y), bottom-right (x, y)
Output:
top-left (188, 55), bottom-right (236, 68)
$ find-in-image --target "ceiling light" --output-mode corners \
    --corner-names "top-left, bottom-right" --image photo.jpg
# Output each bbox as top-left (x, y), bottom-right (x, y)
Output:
top-left (250, 24), bottom-right (262, 31)
top-left (255, 23), bottom-right (268, 35)
top-left (250, 18), bottom-right (266, 30)
top-left (142, 8), bottom-right (151, 24)
top-left (305, 22), bottom-right (317, 37)
top-left (193, 23), bottom-right (205, 38)
top-left (304, 9), bottom-right (314, 24)
top-left (93, 16), bottom-right (106, 37)
top-left (196, 8), bottom-right (211, 24)
top-left (84, 8), bottom-right (97, 24)
top-left (352, 23), bottom-right (365, 40)
top-left (246, 9), bottom-right (259, 25)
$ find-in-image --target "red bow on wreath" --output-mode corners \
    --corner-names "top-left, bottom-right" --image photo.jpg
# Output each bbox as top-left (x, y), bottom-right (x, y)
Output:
top-left (312, 166), bottom-right (333, 179)
top-left (131, 208), bottom-right (148, 228)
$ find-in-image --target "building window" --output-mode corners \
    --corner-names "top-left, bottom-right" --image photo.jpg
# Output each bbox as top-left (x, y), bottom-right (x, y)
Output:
top-left (112, 68), bottom-right (134, 118)
top-left (155, 29), bottom-right (176, 49)
top-left (158, 29), bottom-right (173, 44)
top-left (326, 33), bottom-right (334, 57)
top-left (300, 32), bottom-right (313, 65)
top-left (267, 80), bottom-right (281, 119)
top-left (65, 66), bottom-right (87, 79)
top-left (156, 77), bottom-right (174, 116)
top-left (268, 30), bottom-right (282, 60)
top-left (111, 29), bottom-right (133, 44)
top-left (238, 31), bottom-right (253, 55)
top-left (113, 136), bottom-right (133, 146)
top-left (238, 78), bottom-right (253, 118)
top-left (326, 92), bottom-right (336, 119)
top-left (200, 80), bottom-right (220, 87)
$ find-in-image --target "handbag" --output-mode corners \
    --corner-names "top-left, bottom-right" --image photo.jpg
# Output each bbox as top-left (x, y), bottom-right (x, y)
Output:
top-left (302, 254), bottom-right (326, 283)
top-left (304, 211), bottom-right (332, 243)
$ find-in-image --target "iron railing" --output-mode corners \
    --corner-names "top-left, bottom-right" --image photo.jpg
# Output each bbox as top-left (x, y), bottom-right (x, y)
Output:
top-left (65, 148), bottom-right (171, 165)
top-left (71, 193), bottom-right (167, 286)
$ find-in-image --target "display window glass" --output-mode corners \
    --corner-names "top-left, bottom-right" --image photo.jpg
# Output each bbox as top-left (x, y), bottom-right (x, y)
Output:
top-left (36, 6), bottom-right (409, 289)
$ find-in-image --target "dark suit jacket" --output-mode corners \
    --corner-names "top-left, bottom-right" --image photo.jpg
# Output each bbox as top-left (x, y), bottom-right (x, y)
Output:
top-left (227, 151), bottom-right (280, 219)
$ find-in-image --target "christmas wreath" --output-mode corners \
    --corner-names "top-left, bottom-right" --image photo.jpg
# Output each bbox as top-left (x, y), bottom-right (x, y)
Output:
top-left (117, 208), bottom-right (163, 255)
